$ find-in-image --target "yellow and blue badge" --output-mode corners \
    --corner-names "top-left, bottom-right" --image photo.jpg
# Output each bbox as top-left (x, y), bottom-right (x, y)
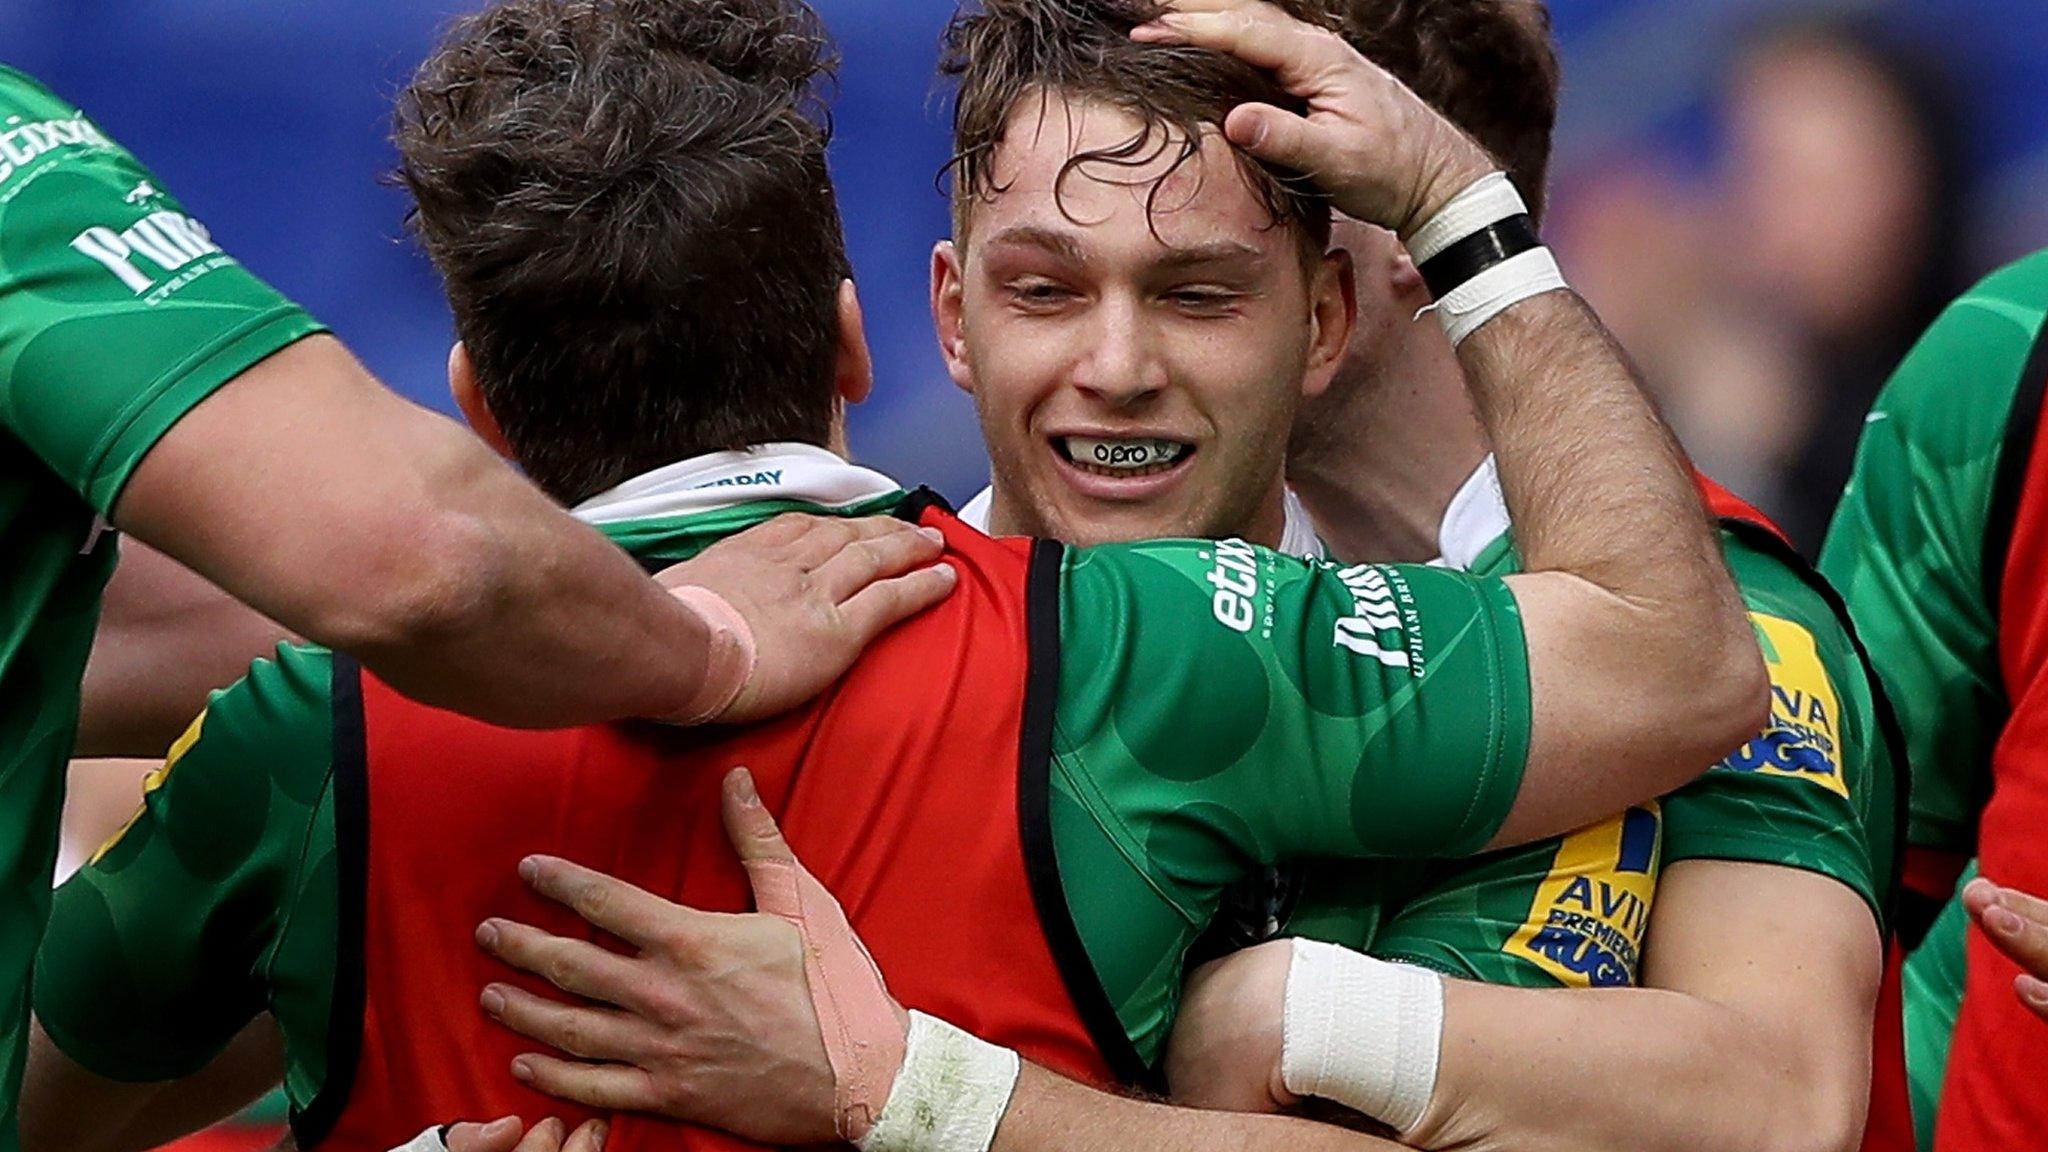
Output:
top-left (1505, 804), bottom-right (1661, 988)
top-left (1725, 613), bottom-right (1849, 799)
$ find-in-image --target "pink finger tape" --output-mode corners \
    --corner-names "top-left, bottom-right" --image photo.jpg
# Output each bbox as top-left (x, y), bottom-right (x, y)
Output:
top-left (745, 854), bottom-right (908, 1141)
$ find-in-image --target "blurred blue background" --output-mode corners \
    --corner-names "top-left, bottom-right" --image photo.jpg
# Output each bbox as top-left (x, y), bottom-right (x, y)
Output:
top-left (5, 0), bottom-right (2044, 521)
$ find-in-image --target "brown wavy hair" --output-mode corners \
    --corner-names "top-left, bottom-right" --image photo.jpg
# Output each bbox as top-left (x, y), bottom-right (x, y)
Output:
top-left (940, 0), bottom-right (1336, 260)
top-left (395, 0), bottom-right (852, 504)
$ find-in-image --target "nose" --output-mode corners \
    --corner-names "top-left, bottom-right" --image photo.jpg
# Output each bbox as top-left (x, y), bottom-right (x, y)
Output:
top-left (1068, 293), bottom-right (1169, 409)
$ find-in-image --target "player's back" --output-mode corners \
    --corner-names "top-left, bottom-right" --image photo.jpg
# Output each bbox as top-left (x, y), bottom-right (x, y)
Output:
top-left (318, 507), bottom-right (1105, 1152)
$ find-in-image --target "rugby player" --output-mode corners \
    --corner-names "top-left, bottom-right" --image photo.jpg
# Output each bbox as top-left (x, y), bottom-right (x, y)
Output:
top-left (17, 0), bottom-right (1766, 1150)
top-left (0, 47), bottom-right (956, 1152)
top-left (465, 3), bottom-right (1903, 1151)
top-left (1820, 248), bottom-right (2048, 1150)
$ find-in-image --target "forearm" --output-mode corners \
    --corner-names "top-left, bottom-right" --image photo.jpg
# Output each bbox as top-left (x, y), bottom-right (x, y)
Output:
top-left (1460, 291), bottom-right (1753, 704)
top-left (1462, 291), bottom-right (1765, 842)
top-left (114, 336), bottom-right (712, 726)
top-left (996, 1063), bottom-right (1402, 1152)
top-left (1413, 983), bottom-right (1823, 1152)
top-left (324, 402), bottom-right (715, 726)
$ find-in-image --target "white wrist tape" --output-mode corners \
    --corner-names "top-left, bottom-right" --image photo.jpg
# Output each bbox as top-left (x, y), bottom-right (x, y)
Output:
top-left (389, 1127), bottom-right (449, 1152)
top-left (858, 1011), bottom-right (1022, 1152)
top-left (1281, 938), bottom-right (1444, 1134)
top-left (1433, 246), bottom-right (1569, 347)
top-left (1406, 171), bottom-right (1525, 264)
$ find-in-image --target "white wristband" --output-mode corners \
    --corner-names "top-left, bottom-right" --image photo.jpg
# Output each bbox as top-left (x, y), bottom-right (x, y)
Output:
top-left (858, 1011), bottom-right (1022, 1152)
top-left (1281, 938), bottom-right (1444, 1134)
top-left (1406, 171), bottom-right (1526, 265)
top-left (388, 1127), bottom-right (449, 1152)
top-left (1433, 246), bottom-right (1569, 347)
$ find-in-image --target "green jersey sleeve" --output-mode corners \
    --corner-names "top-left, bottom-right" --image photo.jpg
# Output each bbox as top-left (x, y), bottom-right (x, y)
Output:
top-left (1818, 253), bottom-right (2048, 852)
top-left (1054, 540), bottom-right (1531, 869)
top-left (1659, 537), bottom-right (1897, 923)
top-left (1046, 540), bottom-right (1531, 1061)
top-left (34, 646), bottom-right (338, 1087)
top-left (0, 67), bottom-right (326, 514)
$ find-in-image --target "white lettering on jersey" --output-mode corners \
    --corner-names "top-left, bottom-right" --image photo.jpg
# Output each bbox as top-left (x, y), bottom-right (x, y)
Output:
top-left (1331, 563), bottom-right (1413, 670)
top-left (0, 113), bottom-right (112, 188)
top-left (71, 210), bottom-right (224, 295)
top-left (1207, 538), bottom-right (1261, 634)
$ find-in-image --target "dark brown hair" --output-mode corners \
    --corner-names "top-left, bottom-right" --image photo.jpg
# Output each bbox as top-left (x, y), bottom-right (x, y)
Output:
top-left (941, 0), bottom-right (1335, 259)
top-left (395, 0), bottom-right (852, 505)
top-left (1329, 0), bottom-right (1560, 222)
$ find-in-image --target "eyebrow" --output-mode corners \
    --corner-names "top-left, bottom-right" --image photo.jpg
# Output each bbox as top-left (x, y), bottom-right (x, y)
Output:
top-left (1151, 240), bottom-right (1266, 273)
top-left (982, 225), bottom-right (1265, 272)
top-left (983, 224), bottom-right (1090, 266)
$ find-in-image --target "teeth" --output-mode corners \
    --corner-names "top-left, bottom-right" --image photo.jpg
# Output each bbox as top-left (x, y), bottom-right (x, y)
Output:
top-left (1062, 437), bottom-right (1189, 474)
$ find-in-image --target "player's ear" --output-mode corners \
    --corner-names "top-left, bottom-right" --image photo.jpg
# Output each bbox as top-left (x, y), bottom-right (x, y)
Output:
top-left (931, 241), bottom-right (974, 396)
top-left (1302, 247), bottom-right (1357, 401)
top-left (833, 279), bottom-right (874, 406)
top-left (448, 342), bottom-right (516, 461)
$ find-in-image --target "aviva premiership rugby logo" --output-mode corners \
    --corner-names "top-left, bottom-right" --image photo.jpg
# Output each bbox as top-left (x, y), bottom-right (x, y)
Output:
top-left (1725, 614), bottom-right (1849, 799)
top-left (1506, 805), bottom-right (1660, 988)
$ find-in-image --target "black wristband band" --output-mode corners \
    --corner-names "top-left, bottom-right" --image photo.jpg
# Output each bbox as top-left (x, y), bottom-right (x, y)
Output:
top-left (1417, 214), bottom-right (1542, 300)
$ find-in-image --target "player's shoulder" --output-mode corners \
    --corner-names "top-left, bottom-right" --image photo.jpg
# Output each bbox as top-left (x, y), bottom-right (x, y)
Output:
top-left (179, 643), bottom-right (339, 783)
top-left (0, 64), bottom-right (79, 115)
top-left (1871, 251), bottom-right (2048, 429)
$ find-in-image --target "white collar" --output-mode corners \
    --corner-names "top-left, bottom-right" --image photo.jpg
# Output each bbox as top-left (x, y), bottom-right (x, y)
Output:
top-left (570, 443), bottom-right (902, 526)
top-left (1432, 454), bottom-right (1508, 570)
top-left (956, 483), bottom-right (1328, 560)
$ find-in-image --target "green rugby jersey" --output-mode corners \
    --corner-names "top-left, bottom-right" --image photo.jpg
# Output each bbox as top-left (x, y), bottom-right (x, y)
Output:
top-left (36, 462), bottom-right (1533, 1111)
top-left (0, 66), bottom-right (322, 1148)
top-left (1818, 251), bottom-right (2048, 1149)
top-left (1819, 251), bottom-right (2048, 856)
top-left (1285, 522), bottom-right (1898, 990)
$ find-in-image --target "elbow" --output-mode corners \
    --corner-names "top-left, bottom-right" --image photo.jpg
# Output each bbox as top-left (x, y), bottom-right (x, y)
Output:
top-left (1673, 613), bottom-right (1771, 782)
top-left (314, 506), bottom-right (512, 660)
top-left (1767, 1085), bottom-right (1867, 1152)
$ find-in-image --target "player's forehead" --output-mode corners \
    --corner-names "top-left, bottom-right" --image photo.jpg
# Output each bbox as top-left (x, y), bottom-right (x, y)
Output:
top-left (964, 89), bottom-right (1297, 272)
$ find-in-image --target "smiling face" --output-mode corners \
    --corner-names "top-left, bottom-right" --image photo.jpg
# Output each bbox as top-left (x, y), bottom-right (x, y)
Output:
top-left (933, 92), bottom-right (1353, 548)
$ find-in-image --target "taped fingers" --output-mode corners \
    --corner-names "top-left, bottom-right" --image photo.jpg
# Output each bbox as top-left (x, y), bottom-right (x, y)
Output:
top-left (722, 769), bottom-right (908, 1140)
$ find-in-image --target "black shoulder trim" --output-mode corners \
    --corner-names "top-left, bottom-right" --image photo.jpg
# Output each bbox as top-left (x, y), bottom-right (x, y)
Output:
top-left (1014, 541), bottom-right (1163, 1093)
top-left (1984, 319), bottom-right (2048, 610)
top-left (292, 655), bottom-right (370, 1148)
top-left (1720, 518), bottom-right (1913, 937)
top-left (894, 486), bottom-right (956, 523)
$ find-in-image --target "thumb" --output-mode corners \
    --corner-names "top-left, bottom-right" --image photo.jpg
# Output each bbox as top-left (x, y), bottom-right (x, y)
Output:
top-left (723, 768), bottom-right (803, 917)
top-left (445, 1118), bottom-right (524, 1152)
top-left (1224, 103), bottom-right (1324, 176)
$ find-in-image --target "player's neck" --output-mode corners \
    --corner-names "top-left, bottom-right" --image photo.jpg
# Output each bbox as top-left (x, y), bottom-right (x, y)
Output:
top-left (1288, 309), bottom-right (1489, 564)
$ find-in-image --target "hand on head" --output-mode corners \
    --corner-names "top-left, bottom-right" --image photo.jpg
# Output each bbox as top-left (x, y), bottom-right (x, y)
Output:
top-left (1131, 0), bottom-right (1495, 237)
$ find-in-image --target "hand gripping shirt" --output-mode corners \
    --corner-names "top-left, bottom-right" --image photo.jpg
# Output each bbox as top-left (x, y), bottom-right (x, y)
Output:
top-left (36, 448), bottom-right (1534, 1132)
top-left (0, 66), bottom-right (321, 1149)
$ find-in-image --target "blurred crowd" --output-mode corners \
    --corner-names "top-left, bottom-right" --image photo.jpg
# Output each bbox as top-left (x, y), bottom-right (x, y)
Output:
top-left (1555, 16), bottom-right (1979, 553)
